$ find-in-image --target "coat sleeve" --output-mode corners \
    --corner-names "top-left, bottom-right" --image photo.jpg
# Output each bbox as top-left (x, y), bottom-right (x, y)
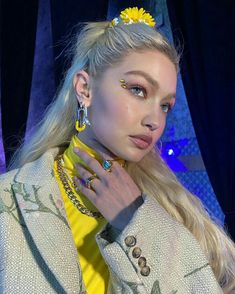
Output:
top-left (96, 193), bottom-right (223, 294)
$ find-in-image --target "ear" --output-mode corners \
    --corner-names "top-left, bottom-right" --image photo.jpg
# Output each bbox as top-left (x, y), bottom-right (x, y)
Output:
top-left (73, 70), bottom-right (92, 107)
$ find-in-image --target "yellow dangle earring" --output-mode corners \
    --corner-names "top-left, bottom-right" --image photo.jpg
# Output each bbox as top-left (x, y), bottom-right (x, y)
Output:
top-left (75, 101), bottom-right (91, 133)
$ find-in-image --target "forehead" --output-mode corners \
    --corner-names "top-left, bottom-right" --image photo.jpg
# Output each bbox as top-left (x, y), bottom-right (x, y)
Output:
top-left (120, 50), bottom-right (173, 66)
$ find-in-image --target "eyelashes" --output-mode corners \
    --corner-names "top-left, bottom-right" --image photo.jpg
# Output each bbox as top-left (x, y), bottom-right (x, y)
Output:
top-left (161, 103), bottom-right (172, 113)
top-left (127, 83), bottom-right (174, 114)
top-left (129, 84), bottom-right (147, 98)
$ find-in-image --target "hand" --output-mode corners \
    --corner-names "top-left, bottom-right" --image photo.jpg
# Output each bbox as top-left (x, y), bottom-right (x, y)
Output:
top-left (73, 147), bottom-right (143, 231)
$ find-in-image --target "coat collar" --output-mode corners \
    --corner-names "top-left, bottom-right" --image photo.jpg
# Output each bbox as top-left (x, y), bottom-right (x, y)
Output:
top-left (12, 148), bottom-right (86, 293)
top-left (15, 148), bottom-right (59, 185)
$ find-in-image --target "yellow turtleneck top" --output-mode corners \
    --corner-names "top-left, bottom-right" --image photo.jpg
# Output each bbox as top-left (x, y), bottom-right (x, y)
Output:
top-left (53, 135), bottom-right (112, 293)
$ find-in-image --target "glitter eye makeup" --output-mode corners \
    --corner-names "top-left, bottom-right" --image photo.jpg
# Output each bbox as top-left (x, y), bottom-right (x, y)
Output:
top-left (120, 78), bottom-right (148, 99)
top-left (119, 78), bottom-right (174, 111)
top-left (119, 79), bottom-right (127, 88)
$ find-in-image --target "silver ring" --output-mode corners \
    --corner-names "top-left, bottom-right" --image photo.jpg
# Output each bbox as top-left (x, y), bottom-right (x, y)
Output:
top-left (85, 175), bottom-right (97, 189)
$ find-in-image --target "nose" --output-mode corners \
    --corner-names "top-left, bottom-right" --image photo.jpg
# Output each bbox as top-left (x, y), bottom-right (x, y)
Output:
top-left (142, 107), bottom-right (162, 131)
top-left (144, 121), bottom-right (159, 131)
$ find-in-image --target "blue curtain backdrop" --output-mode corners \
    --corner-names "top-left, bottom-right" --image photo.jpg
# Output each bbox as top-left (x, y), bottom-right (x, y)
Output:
top-left (166, 0), bottom-right (235, 241)
top-left (1, 0), bottom-right (234, 239)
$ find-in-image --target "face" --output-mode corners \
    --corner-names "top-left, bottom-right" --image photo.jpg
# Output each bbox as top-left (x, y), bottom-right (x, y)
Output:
top-left (75, 50), bottom-right (177, 162)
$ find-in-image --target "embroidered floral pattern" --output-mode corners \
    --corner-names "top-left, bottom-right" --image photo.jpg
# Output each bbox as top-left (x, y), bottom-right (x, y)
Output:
top-left (117, 262), bottom-right (209, 293)
top-left (184, 262), bottom-right (210, 278)
top-left (125, 279), bottom-right (177, 294)
top-left (0, 172), bottom-right (214, 293)
top-left (1, 186), bottom-right (21, 224)
top-left (0, 177), bottom-right (69, 228)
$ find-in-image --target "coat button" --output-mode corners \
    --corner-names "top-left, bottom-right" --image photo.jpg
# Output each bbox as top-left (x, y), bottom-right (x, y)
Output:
top-left (132, 247), bottom-right (142, 258)
top-left (138, 256), bottom-right (147, 268)
top-left (124, 236), bottom-right (136, 247)
top-left (140, 265), bottom-right (150, 276)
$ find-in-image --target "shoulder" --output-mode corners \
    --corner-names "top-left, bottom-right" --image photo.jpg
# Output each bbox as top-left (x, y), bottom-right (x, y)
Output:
top-left (0, 148), bottom-right (62, 225)
top-left (0, 167), bottom-right (18, 184)
top-left (0, 147), bottom-right (60, 193)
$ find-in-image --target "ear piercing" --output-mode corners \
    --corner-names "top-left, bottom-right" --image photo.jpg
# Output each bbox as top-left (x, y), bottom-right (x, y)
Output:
top-left (75, 101), bottom-right (91, 133)
top-left (120, 79), bottom-right (127, 89)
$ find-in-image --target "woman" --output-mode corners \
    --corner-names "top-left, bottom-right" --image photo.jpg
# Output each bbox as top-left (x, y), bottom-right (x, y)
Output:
top-left (0, 7), bottom-right (235, 294)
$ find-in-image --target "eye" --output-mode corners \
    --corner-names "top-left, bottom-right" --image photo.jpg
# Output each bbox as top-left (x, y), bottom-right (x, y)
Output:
top-left (161, 103), bottom-right (172, 113)
top-left (129, 85), bottom-right (147, 98)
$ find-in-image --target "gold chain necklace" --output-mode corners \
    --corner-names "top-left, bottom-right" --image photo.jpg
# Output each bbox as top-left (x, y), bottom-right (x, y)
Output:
top-left (55, 155), bottom-right (103, 218)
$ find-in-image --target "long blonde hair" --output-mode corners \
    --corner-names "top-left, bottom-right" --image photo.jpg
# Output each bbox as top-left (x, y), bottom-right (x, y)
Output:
top-left (9, 21), bottom-right (235, 292)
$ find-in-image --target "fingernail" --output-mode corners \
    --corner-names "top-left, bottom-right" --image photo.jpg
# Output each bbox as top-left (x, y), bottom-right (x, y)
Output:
top-left (73, 177), bottom-right (81, 190)
top-left (74, 147), bottom-right (79, 153)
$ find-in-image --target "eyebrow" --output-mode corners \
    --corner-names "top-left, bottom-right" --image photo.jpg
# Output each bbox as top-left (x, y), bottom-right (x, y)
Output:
top-left (124, 70), bottom-right (176, 98)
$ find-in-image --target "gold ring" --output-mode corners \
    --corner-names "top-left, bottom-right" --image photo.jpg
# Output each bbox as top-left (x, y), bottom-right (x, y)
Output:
top-left (102, 158), bottom-right (127, 170)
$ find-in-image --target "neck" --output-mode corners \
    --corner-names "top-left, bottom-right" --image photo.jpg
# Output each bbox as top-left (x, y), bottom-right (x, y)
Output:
top-left (76, 132), bottom-right (117, 160)
top-left (62, 133), bottom-right (126, 176)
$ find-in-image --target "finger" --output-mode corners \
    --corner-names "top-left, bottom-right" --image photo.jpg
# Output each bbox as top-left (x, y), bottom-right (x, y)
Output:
top-left (95, 149), bottom-right (116, 161)
top-left (75, 161), bottom-right (94, 179)
top-left (73, 176), bottom-right (97, 200)
top-left (74, 163), bottom-right (101, 192)
top-left (85, 148), bottom-right (123, 174)
top-left (96, 149), bottom-right (127, 172)
top-left (74, 147), bottom-right (114, 177)
top-left (73, 176), bottom-right (84, 191)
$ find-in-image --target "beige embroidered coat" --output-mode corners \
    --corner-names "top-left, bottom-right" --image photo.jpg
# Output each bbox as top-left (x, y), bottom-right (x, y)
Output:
top-left (0, 149), bottom-right (223, 293)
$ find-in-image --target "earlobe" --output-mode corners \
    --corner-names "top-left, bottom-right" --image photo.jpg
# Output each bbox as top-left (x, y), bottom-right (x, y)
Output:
top-left (75, 94), bottom-right (83, 106)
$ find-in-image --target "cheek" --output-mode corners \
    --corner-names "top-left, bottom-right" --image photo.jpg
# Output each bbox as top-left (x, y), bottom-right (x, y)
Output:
top-left (91, 94), bottom-right (135, 128)
top-left (157, 118), bottom-right (167, 137)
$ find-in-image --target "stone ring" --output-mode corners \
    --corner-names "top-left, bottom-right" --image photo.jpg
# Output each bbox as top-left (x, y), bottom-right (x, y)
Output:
top-left (85, 175), bottom-right (97, 189)
top-left (102, 159), bottom-right (113, 172)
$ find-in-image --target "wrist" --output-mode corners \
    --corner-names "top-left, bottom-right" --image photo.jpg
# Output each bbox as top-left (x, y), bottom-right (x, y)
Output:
top-left (110, 193), bottom-right (144, 231)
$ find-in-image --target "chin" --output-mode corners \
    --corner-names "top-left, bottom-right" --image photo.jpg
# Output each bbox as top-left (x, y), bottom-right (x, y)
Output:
top-left (118, 149), bottom-right (147, 163)
top-left (106, 142), bottom-right (150, 162)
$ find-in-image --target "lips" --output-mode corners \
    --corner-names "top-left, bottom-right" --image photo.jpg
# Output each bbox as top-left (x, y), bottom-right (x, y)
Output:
top-left (129, 134), bottom-right (153, 145)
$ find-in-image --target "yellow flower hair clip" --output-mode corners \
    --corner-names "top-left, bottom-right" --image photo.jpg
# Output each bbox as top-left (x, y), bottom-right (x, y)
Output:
top-left (110, 7), bottom-right (156, 28)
